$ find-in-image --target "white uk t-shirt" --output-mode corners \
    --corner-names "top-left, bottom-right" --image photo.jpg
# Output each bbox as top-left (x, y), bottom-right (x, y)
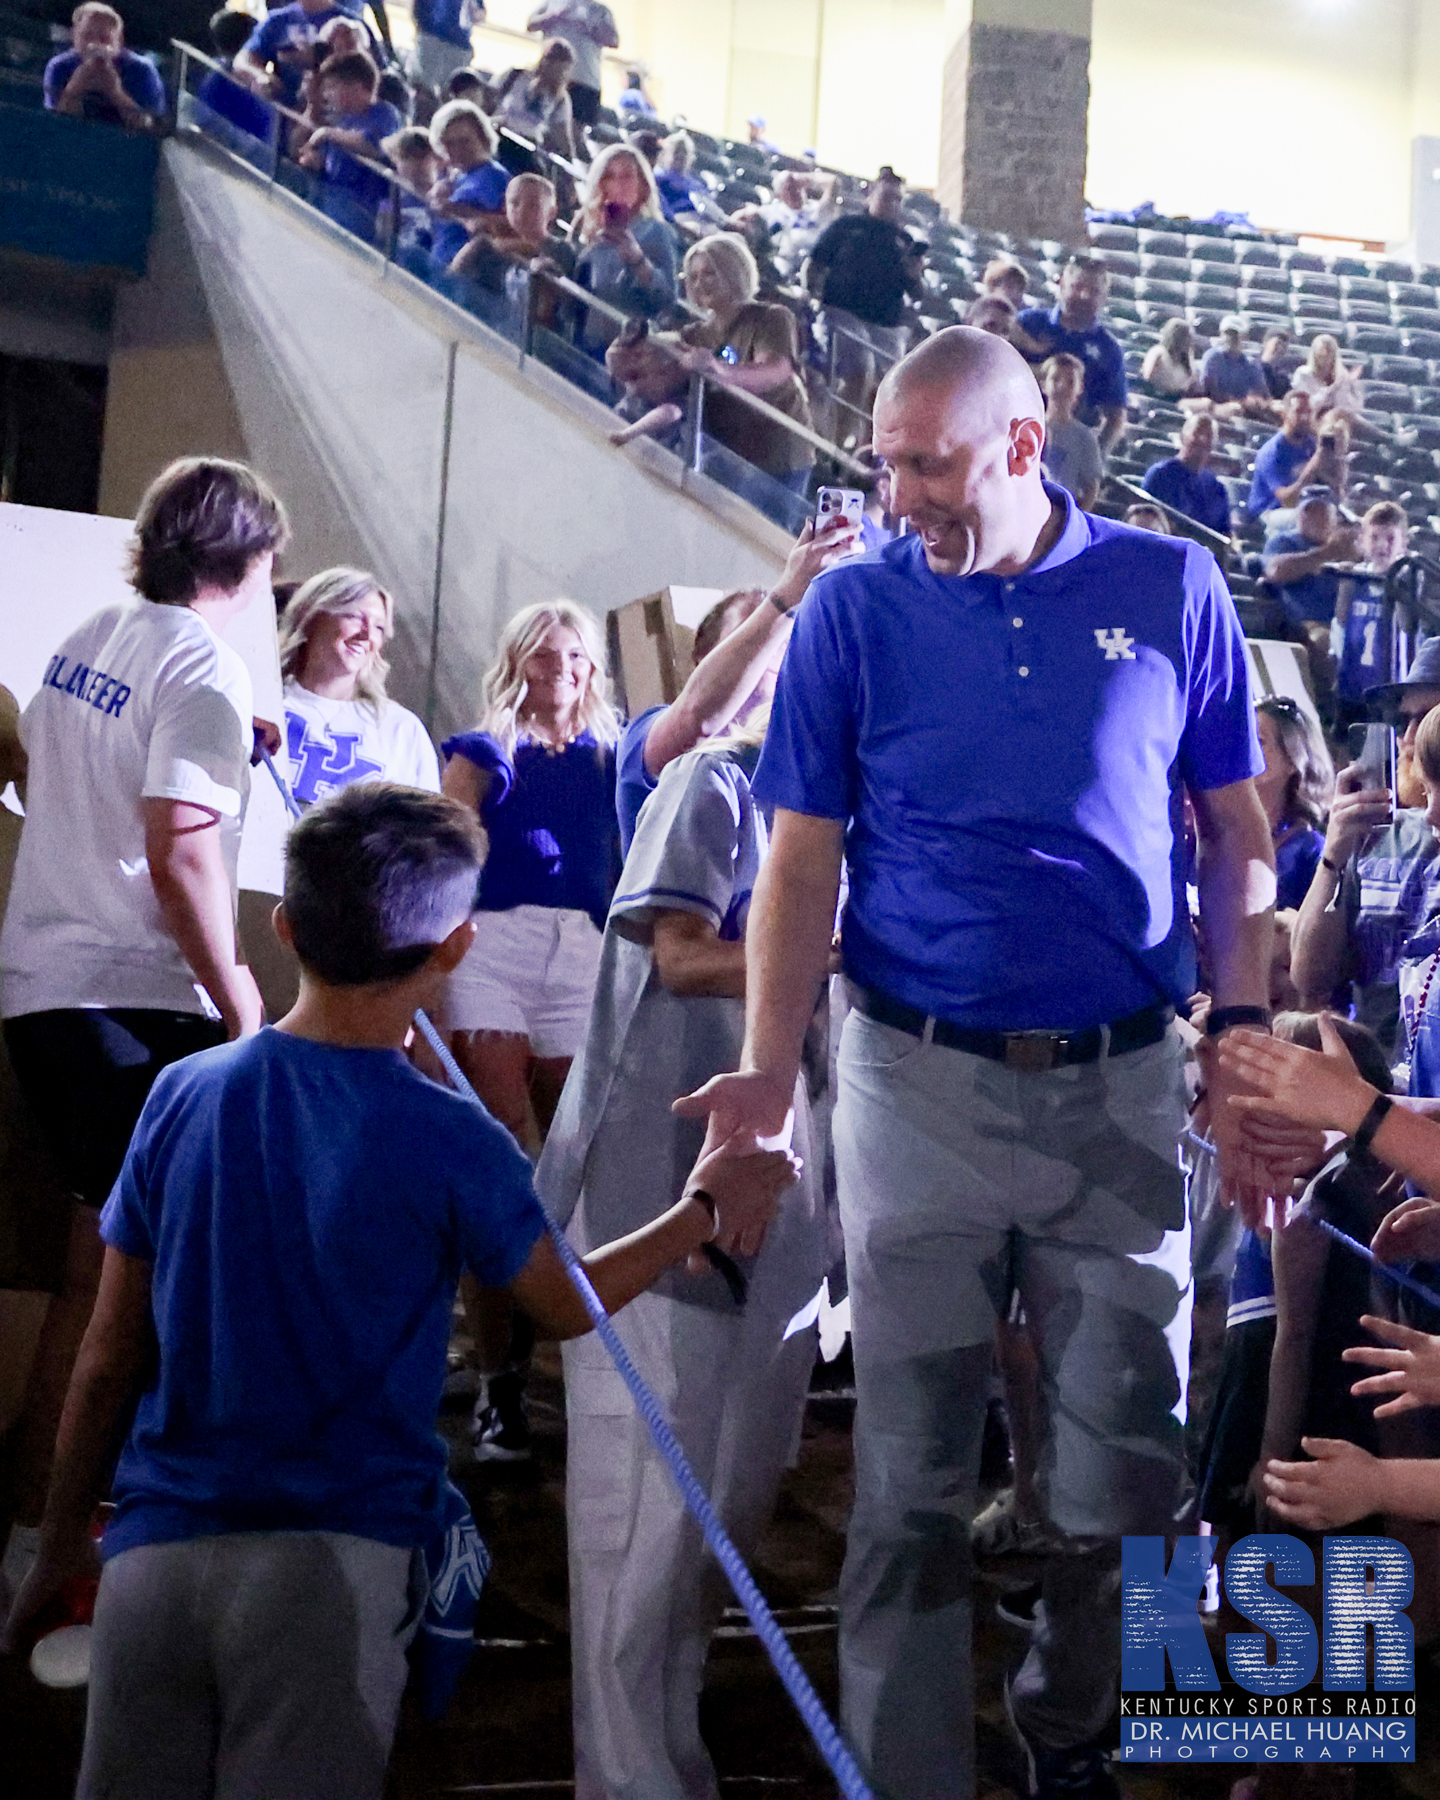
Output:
top-left (0, 598), bottom-right (253, 1020)
top-left (281, 683), bottom-right (441, 807)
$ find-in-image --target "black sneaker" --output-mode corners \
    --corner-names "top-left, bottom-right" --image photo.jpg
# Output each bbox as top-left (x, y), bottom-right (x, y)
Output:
top-left (996, 1581), bottom-right (1042, 1633)
top-left (471, 1370), bottom-right (532, 1463)
top-left (1004, 1672), bottom-right (1120, 1799)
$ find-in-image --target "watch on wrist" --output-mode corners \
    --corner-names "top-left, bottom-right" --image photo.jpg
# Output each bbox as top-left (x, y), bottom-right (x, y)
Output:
top-left (1352, 1092), bottom-right (1393, 1156)
top-left (1321, 853), bottom-right (1344, 875)
top-left (1205, 1005), bottom-right (1273, 1037)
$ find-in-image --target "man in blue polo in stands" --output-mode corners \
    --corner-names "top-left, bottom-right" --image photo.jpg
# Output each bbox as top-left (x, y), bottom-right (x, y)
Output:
top-left (1246, 387), bottom-right (1318, 519)
top-left (234, 0), bottom-right (372, 107)
top-left (1017, 254), bottom-right (1128, 457)
top-left (678, 327), bottom-right (1304, 1800)
top-left (44, 3), bottom-right (165, 130)
top-left (1142, 411), bottom-right (1232, 536)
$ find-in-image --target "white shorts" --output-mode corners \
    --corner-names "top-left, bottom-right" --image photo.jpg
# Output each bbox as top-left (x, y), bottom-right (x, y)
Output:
top-left (442, 905), bottom-right (603, 1058)
top-left (405, 30), bottom-right (473, 92)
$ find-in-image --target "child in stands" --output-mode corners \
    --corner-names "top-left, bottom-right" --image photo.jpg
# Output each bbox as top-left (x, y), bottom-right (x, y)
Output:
top-left (297, 50), bottom-right (402, 241)
top-left (1, 782), bottom-right (793, 1800)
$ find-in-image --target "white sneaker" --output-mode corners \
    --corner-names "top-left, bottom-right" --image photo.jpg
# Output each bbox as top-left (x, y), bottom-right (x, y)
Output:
top-left (972, 1490), bottom-right (1062, 1557)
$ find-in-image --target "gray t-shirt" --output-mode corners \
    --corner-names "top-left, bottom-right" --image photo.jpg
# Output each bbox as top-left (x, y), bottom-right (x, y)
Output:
top-left (1041, 415), bottom-right (1104, 501)
top-left (536, 744), bottom-right (829, 1316)
top-left (530, 0), bottom-right (614, 89)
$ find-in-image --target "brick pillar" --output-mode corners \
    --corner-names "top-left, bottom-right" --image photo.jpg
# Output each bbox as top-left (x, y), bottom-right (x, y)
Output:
top-left (936, 0), bottom-right (1091, 247)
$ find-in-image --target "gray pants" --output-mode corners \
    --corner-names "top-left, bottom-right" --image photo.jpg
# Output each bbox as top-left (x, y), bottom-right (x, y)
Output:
top-left (80, 1531), bottom-right (422, 1800)
top-left (834, 1009), bottom-right (1192, 1800)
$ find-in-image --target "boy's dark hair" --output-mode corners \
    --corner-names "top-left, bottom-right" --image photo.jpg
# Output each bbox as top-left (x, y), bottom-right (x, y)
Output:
top-left (130, 457), bottom-right (289, 606)
top-left (210, 7), bottom-right (254, 58)
top-left (319, 49), bottom-right (379, 91)
top-left (284, 784), bottom-right (485, 987)
top-left (1274, 1011), bottom-right (1393, 1096)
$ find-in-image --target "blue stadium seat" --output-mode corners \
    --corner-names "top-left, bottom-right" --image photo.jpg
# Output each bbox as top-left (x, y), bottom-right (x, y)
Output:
top-left (1342, 276), bottom-right (1391, 303)
top-left (1348, 325), bottom-right (1404, 354)
top-left (1136, 230), bottom-right (1188, 257)
top-left (1233, 242), bottom-right (1283, 268)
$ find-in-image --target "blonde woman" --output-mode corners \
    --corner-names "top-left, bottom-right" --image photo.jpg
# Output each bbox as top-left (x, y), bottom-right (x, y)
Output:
top-left (1141, 318), bottom-right (1199, 398)
top-left (277, 568), bottom-right (440, 805)
top-left (1290, 333), bottom-right (1365, 424)
top-left (573, 141), bottom-right (677, 342)
top-left (441, 598), bottom-right (621, 1459)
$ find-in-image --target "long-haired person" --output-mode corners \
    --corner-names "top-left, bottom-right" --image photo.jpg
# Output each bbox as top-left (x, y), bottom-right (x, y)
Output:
top-left (573, 141), bottom-right (677, 348)
top-left (440, 598), bottom-right (621, 1458)
top-left (1252, 697), bottom-right (1334, 911)
top-left (539, 700), bottom-right (830, 1800)
top-left (0, 458), bottom-right (287, 1621)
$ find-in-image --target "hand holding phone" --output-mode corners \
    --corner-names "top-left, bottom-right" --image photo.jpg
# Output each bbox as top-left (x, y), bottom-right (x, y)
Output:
top-left (814, 486), bottom-right (865, 530)
top-left (1346, 722), bottom-right (1396, 802)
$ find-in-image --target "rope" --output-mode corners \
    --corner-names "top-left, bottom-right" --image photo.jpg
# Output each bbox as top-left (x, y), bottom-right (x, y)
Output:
top-left (257, 746), bottom-right (875, 1799)
top-left (1315, 1218), bottom-right (1440, 1314)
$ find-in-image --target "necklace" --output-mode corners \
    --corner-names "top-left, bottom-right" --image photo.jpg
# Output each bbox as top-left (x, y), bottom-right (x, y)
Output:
top-left (520, 715), bottom-right (577, 753)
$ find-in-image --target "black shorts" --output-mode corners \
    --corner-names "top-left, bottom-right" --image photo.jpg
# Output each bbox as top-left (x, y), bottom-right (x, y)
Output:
top-left (3, 1009), bottom-right (227, 1209)
top-left (567, 81), bottom-right (601, 127)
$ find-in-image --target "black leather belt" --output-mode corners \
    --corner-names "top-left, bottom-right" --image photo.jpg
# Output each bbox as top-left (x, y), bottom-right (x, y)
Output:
top-left (854, 988), bottom-right (1174, 1072)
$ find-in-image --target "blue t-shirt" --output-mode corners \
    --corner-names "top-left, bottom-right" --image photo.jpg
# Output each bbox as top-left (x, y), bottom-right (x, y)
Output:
top-left (1263, 528), bottom-right (1340, 625)
top-left (617, 703), bottom-right (667, 853)
top-left (1015, 305), bottom-right (1128, 423)
top-left (242, 3), bottom-right (361, 104)
top-left (197, 63), bottom-right (274, 143)
top-left (415, 0), bottom-right (472, 49)
top-left (1247, 430), bottom-right (1316, 518)
top-left (98, 1030), bottom-right (545, 1559)
top-left (43, 47), bottom-right (165, 125)
top-left (1198, 347), bottom-right (1266, 405)
top-left (429, 160), bottom-right (510, 268)
top-left (322, 99), bottom-right (402, 207)
top-left (1274, 822), bottom-right (1323, 912)
top-left (443, 730), bottom-right (620, 931)
top-left (1142, 457), bottom-right (1231, 536)
top-left (655, 167), bottom-right (708, 220)
top-left (752, 488), bottom-right (1262, 1029)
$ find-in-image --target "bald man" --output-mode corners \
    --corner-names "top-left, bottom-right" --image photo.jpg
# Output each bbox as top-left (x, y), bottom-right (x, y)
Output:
top-left (679, 329), bottom-right (1284, 1799)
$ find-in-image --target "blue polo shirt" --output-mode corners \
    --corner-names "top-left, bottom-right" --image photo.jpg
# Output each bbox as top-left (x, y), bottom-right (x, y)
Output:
top-left (429, 160), bottom-right (510, 268)
top-left (1198, 347), bottom-right (1266, 404)
top-left (1247, 429), bottom-right (1316, 518)
top-left (415, 0), bottom-right (472, 49)
top-left (753, 488), bottom-right (1262, 1030)
top-left (1015, 305), bottom-right (1127, 423)
top-left (242, 3), bottom-right (367, 104)
top-left (43, 48), bottom-right (165, 125)
top-left (617, 703), bottom-right (667, 852)
top-left (1142, 456), bottom-right (1231, 536)
top-left (1262, 528), bottom-right (1340, 626)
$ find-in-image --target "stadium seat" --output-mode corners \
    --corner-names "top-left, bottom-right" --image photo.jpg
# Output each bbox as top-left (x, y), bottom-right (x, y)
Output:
top-left (1293, 316), bottom-right (1346, 340)
top-left (1348, 325), bottom-right (1405, 354)
top-left (1397, 307), bottom-right (1440, 332)
top-left (1238, 267), bottom-right (1290, 297)
top-left (1370, 354), bottom-right (1429, 385)
top-left (1392, 282), bottom-right (1438, 308)
top-left (1136, 230), bottom-right (1188, 257)
top-left (1138, 253), bottom-right (1190, 281)
top-left (1362, 381), bottom-right (1414, 412)
top-left (1373, 260), bottom-right (1419, 283)
top-left (1342, 301), bottom-right (1392, 325)
top-left (1134, 278), bottom-right (1187, 305)
top-left (1292, 272), bottom-right (1341, 300)
top-left (1283, 250), bottom-right (1327, 273)
top-left (1233, 242), bottom-right (1283, 268)
top-left (1187, 238), bottom-right (1235, 265)
top-left (1089, 224), bottom-right (1139, 251)
top-left (1341, 276), bottom-right (1391, 303)
top-left (1136, 300), bottom-right (1186, 325)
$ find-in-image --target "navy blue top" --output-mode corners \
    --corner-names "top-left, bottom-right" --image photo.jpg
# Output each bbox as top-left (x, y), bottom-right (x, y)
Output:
top-left (99, 1030), bottom-right (544, 1558)
top-left (444, 730), bottom-right (621, 931)
top-left (242, 3), bottom-right (366, 104)
top-left (43, 48), bottom-right (165, 124)
top-left (1274, 822), bottom-right (1324, 912)
top-left (1142, 457), bottom-right (1232, 536)
top-left (322, 100), bottom-right (403, 208)
top-left (1247, 430), bottom-right (1316, 518)
top-left (1016, 305), bottom-right (1128, 422)
top-left (197, 63), bottom-right (273, 142)
top-left (415, 0), bottom-right (472, 48)
top-left (753, 488), bottom-right (1262, 1029)
top-left (1336, 577), bottom-right (1389, 702)
top-left (1263, 528), bottom-right (1341, 625)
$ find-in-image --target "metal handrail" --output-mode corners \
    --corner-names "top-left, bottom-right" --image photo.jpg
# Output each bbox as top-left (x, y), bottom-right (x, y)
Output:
top-left (1104, 472), bottom-right (1234, 558)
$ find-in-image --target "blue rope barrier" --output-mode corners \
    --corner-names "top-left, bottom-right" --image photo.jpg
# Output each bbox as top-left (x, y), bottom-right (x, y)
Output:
top-left (259, 748), bottom-right (875, 1799)
top-left (1315, 1217), bottom-right (1440, 1314)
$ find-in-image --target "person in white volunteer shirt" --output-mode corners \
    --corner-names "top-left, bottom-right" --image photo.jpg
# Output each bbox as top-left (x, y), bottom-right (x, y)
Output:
top-left (0, 457), bottom-right (287, 1624)
top-left (277, 567), bottom-right (441, 803)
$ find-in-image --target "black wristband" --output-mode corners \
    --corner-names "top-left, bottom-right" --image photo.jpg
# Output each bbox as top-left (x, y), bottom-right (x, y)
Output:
top-left (685, 1187), bottom-right (718, 1240)
top-left (1205, 1005), bottom-right (1273, 1037)
top-left (1352, 1092), bottom-right (1393, 1156)
top-left (1321, 854), bottom-right (1344, 875)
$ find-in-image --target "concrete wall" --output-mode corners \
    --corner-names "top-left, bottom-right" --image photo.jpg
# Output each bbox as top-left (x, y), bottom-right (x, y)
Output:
top-left (99, 138), bottom-right (787, 741)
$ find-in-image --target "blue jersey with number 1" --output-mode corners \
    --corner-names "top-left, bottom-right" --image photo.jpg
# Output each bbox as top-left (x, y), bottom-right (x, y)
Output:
top-left (1336, 583), bottom-right (1388, 703)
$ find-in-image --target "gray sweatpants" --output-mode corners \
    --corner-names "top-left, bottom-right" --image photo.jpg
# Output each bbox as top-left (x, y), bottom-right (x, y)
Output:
top-left (834, 1009), bottom-right (1192, 1800)
top-left (80, 1531), bottom-right (422, 1800)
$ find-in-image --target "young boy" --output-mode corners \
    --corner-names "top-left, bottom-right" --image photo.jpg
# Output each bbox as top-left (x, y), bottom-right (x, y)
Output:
top-left (382, 123), bottom-right (441, 259)
top-left (450, 172), bottom-right (574, 290)
top-left (3, 783), bottom-right (791, 1800)
top-left (297, 49), bottom-right (402, 238)
top-left (1038, 351), bottom-right (1105, 510)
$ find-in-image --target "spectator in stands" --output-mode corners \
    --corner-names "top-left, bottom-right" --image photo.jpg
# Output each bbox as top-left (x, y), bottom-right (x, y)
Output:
top-left (439, 600), bottom-right (621, 1459)
top-left (573, 143), bottom-right (678, 347)
top-left (1263, 487), bottom-right (1357, 721)
top-left (426, 99), bottom-right (509, 271)
top-left (653, 131), bottom-right (724, 226)
top-left (1142, 412), bottom-right (1232, 537)
top-left (406, 0), bottom-right (480, 111)
top-left (1246, 388), bottom-right (1317, 519)
top-left (747, 115), bottom-right (779, 152)
top-left (1260, 325), bottom-right (1293, 401)
top-left (1038, 353), bottom-right (1103, 509)
top-left (1253, 696), bottom-right (1334, 911)
top-left (805, 167), bottom-right (924, 432)
top-left (45, 3), bottom-right (165, 130)
top-left (526, 0), bottom-right (617, 133)
top-left (615, 518), bottom-right (858, 851)
top-left (297, 51), bottom-right (402, 238)
top-left (1291, 333), bottom-right (1365, 426)
top-left (1334, 501), bottom-right (1412, 730)
top-left (316, 13), bottom-right (370, 59)
top-left (444, 66), bottom-right (487, 103)
top-left (1195, 316), bottom-right (1272, 417)
top-left (1140, 318), bottom-right (1199, 399)
top-left (490, 38), bottom-right (578, 162)
top-left (0, 459), bottom-right (285, 1615)
top-left (381, 124), bottom-right (441, 254)
top-left (1292, 636), bottom-right (1440, 1052)
top-left (197, 7), bottom-right (274, 149)
top-left (237, 0), bottom-right (371, 108)
top-left (753, 169), bottom-right (832, 278)
top-left (980, 257), bottom-right (1027, 312)
top-left (965, 294), bottom-right (1017, 342)
top-left (451, 171), bottom-right (575, 302)
top-left (1017, 253), bottom-right (1128, 454)
top-left (615, 65), bottom-right (653, 117)
top-left (1124, 502), bottom-right (1171, 534)
top-left (676, 234), bottom-right (815, 500)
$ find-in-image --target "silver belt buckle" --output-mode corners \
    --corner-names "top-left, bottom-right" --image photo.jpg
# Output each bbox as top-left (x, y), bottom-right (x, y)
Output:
top-left (1002, 1031), bottom-right (1064, 1073)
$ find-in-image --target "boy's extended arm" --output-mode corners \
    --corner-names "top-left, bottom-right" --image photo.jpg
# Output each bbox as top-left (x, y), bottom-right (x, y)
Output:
top-left (2, 1248), bottom-right (153, 1650)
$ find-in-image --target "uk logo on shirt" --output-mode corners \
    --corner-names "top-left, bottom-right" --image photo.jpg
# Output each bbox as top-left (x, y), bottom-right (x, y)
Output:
top-left (1095, 627), bottom-right (1136, 661)
top-left (286, 712), bottom-right (384, 805)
